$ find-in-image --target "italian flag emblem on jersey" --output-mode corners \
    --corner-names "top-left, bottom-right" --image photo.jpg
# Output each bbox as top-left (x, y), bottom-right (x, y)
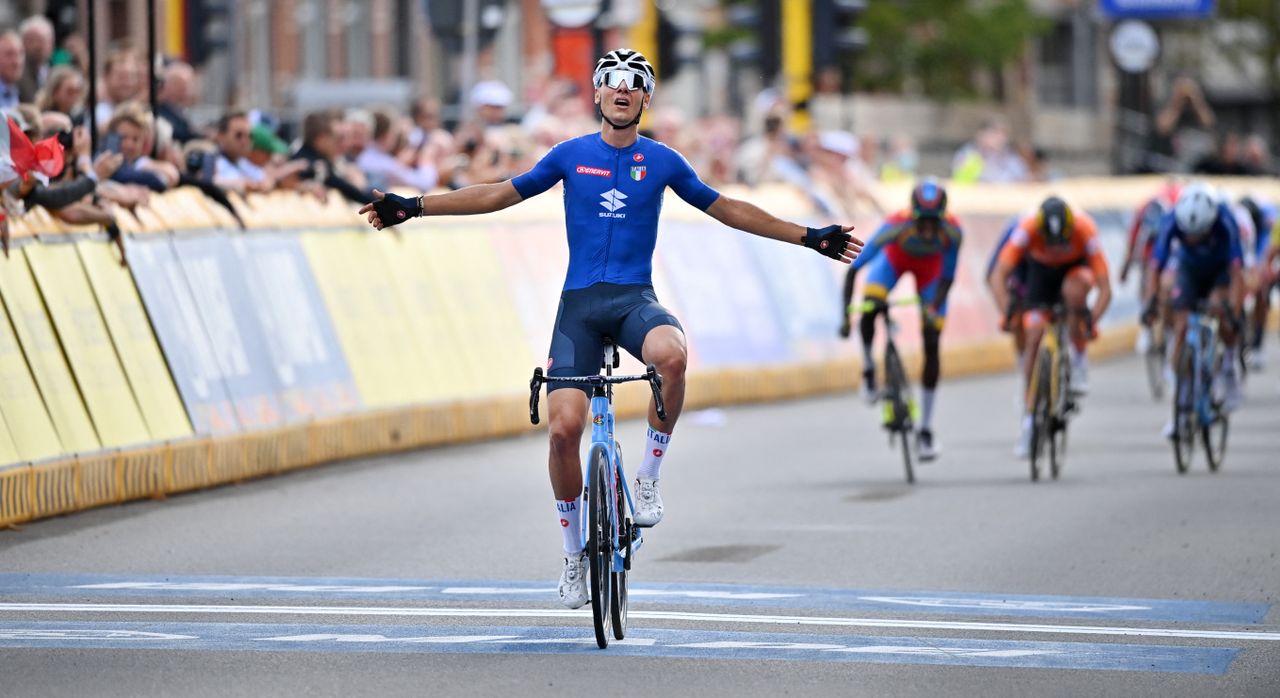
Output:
top-left (630, 166), bottom-right (646, 181)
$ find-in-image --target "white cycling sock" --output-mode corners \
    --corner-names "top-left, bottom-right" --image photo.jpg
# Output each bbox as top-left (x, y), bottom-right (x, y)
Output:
top-left (637, 426), bottom-right (670, 480)
top-left (921, 388), bottom-right (936, 431)
top-left (1071, 345), bottom-right (1086, 367)
top-left (557, 497), bottom-right (582, 555)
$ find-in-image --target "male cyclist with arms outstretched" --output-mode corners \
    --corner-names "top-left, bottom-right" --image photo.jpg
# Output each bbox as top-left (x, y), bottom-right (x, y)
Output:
top-left (989, 197), bottom-right (1111, 458)
top-left (360, 49), bottom-right (862, 609)
top-left (838, 179), bottom-right (962, 460)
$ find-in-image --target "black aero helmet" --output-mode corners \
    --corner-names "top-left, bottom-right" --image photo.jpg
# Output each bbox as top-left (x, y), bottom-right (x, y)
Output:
top-left (1037, 196), bottom-right (1074, 244)
top-left (910, 178), bottom-right (947, 219)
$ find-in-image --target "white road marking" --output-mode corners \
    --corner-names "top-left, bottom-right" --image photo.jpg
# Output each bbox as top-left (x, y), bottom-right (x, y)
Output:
top-left (0, 602), bottom-right (1277, 642)
top-left (859, 597), bottom-right (1152, 613)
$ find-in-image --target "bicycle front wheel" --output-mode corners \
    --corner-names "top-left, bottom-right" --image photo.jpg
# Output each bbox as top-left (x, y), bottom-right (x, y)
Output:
top-left (1172, 345), bottom-right (1196, 474)
top-left (587, 445), bottom-right (613, 648)
top-left (884, 345), bottom-right (915, 484)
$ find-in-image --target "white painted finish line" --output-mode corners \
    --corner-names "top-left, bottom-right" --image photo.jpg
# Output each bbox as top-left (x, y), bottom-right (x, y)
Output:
top-left (1, 602), bottom-right (1277, 642)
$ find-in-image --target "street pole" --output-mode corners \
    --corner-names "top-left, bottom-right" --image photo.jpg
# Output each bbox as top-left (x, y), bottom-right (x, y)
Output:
top-left (461, 0), bottom-right (479, 122)
top-left (87, 0), bottom-right (98, 153)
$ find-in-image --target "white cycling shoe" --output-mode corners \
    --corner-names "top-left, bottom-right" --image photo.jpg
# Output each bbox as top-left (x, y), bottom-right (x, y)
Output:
top-left (1014, 417), bottom-right (1033, 459)
top-left (633, 478), bottom-right (664, 527)
top-left (558, 549), bottom-right (589, 609)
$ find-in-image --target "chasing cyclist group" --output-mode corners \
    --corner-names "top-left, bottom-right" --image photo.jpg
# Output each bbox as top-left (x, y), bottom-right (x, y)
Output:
top-left (840, 176), bottom-right (1273, 460)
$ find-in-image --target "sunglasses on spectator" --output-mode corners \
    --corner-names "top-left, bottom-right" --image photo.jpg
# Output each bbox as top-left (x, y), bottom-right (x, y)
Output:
top-left (594, 70), bottom-right (650, 93)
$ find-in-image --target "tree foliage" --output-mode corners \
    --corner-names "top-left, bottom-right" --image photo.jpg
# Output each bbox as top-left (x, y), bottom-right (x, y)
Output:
top-left (853, 0), bottom-right (1048, 98)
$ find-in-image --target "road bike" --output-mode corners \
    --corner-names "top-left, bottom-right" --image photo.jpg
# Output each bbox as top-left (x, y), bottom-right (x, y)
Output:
top-left (857, 297), bottom-right (921, 484)
top-left (529, 339), bottom-right (666, 649)
top-left (1027, 305), bottom-right (1085, 482)
top-left (1170, 302), bottom-right (1229, 474)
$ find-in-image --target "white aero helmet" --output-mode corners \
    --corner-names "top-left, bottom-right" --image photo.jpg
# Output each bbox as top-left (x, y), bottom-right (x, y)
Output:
top-left (593, 48), bottom-right (656, 95)
top-left (1174, 182), bottom-right (1218, 238)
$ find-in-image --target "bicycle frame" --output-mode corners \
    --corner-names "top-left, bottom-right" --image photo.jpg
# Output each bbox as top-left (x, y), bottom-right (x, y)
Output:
top-left (583, 352), bottom-right (642, 568)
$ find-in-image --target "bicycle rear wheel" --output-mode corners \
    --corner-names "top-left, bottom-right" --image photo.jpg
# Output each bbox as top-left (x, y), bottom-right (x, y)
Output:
top-left (610, 446), bottom-right (629, 640)
top-left (1172, 346), bottom-right (1196, 474)
top-left (1144, 334), bottom-right (1165, 401)
top-left (1029, 348), bottom-right (1052, 482)
top-left (1049, 350), bottom-right (1070, 480)
top-left (884, 345), bottom-right (914, 484)
top-left (586, 445), bottom-right (613, 648)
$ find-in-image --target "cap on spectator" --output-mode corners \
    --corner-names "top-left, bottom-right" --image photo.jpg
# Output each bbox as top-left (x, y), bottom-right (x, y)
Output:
top-left (471, 80), bottom-right (513, 108)
top-left (818, 130), bottom-right (859, 159)
top-left (251, 124), bottom-right (288, 155)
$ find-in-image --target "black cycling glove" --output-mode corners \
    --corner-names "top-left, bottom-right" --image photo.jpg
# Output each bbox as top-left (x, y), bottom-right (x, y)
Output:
top-left (372, 192), bottom-right (422, 227)
top-left (803, 224), bottom-right (851, 261)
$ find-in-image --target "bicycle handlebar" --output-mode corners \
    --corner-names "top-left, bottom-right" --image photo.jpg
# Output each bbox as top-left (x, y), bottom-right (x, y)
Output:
top-left (851, 296), bottom-right (921, 315)
top-left (529, 365), bottom-right (666, 425)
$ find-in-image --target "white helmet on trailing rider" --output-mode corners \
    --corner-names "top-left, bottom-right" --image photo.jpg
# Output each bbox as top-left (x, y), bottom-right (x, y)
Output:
top-left (1174, 182), bottom-right (1219, 240)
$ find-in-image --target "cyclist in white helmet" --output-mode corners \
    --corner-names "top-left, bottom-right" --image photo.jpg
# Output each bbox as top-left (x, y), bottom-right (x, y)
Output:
top-left (1145, 182), bottom-right (1246, 434)
top-left (360, 49), bottom-right (863, 609)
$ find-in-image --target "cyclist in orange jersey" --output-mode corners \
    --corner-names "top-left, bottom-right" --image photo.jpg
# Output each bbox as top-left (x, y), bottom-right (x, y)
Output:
top-left (988, 197), bottom-right (1112, 458)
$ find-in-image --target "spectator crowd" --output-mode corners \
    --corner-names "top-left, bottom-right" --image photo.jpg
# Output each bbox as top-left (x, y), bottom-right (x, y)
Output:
top-left (1, 12), bottom-right (1276, 247)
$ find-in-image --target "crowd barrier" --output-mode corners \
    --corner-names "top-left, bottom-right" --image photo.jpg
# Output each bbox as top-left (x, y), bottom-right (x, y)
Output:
top-left (2, 176), bottom-right (1276, 526)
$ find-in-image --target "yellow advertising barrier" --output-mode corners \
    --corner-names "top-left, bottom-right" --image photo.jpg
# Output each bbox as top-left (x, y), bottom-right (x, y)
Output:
top-left (370, 233), bottom-right (474, 401)
top-left (76, 241), bottom-right (193, 441)
top-left (0, 298), bottom-right (60, 461)
top-left (0, 250), bottom-right (99, 453)
top-left (410, 226), bottom-right (532, 397)
top-left (302, 231), bottom-right (431, 407)
top-left (25, 244), bottom-right (152, 449)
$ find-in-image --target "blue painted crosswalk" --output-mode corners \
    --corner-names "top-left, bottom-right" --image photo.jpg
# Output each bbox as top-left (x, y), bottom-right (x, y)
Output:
top-left (0, 574), bottom-right (1268, 624)
top-left (0, 620), bottom-right (1240, 673)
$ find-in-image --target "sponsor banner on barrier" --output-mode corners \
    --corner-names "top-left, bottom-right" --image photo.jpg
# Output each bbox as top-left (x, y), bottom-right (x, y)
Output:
top-left (76, 242), bottom-right (192, 441)
top-left (0, 411), bottom-right (16, 465)
top-left (742, 233), bottom-right (845, 361)
top-left (126, 237), bottom-right (238, 435)
top-left (371, 234), bottom-right (473, 401)
top-left (0, 252), bottom-right (99, 453)
top-left (409, 226), bottom-right (532, 396)
top-left (302, 232), bottom-right (430, 407)
top-left (658, 222), bottom-right (789, 366)
top-left (25, 244), bottom-right (151, 449)
top-left (490, 224), bottom-right (569, 369)
top-left (0, 287), bottom-right (62, 463)
top-left (172, 235), bottom-right (287, 428)
top-left (232, 234), bottom-right (360, 417)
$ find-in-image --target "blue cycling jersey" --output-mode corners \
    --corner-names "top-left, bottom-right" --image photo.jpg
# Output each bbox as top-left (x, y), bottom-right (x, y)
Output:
top-left (1151, 203), bottom-right (1243, 273)
top-left (512, 133), bottom-right (721, 291)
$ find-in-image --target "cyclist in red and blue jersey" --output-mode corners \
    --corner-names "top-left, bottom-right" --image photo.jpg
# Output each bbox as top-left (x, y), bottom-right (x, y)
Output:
top-left (839, 179), bottom-right (962, 460)
top-left (1122, 180), bottom-right (1182, 356)
top-left (360, 49), bottom-right (862, 609)
top-left (1145, 182), bottom-right (1246, 434)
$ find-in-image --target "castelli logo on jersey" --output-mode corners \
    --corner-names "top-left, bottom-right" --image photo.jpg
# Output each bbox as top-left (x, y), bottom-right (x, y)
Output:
top-left (576, 165), bottom-right (612, 177)
top-left (653, 448), bottom-right (663, 457)
top-left (633, 153), bottom-right (644, 162)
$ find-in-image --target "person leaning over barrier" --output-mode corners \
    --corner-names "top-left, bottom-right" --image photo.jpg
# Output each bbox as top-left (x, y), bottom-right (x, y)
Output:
top-left (360, 48), bottom-right (863, 611)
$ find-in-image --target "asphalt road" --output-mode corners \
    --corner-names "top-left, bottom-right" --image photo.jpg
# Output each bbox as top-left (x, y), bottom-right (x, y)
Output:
top-left (1, 349), bottom-right (1278, 697)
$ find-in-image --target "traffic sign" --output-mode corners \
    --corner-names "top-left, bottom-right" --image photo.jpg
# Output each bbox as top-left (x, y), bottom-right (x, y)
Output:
top-left (1099, 0), bottom-right (1215, 20)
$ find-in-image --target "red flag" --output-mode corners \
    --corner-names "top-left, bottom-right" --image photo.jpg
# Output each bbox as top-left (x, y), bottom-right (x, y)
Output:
top-left (6, 117), bottom-right (37, 176)
top-left (32, 135), bottom-right (64, 178)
